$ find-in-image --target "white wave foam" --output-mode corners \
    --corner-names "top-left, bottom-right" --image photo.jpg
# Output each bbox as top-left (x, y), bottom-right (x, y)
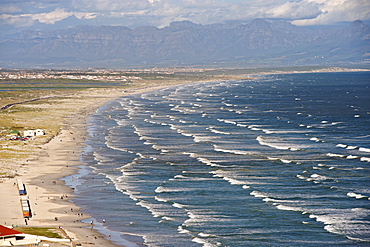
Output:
top-left (136, 200), bottom-right (161, 217)
top-left (213, 145), bottom-right (249, 155)
top-left (223, 177), bottom-right (246, 185)
top-left (347, 192), bottom-right (367, 199)
top-left (250, 191), bottom-right (267, 198)
top-left (173, 203), bottom-right (186, 208)
top-left (262, 197), bottom-right (278, 203)
top-left (336, 144), bottom-right (347, 148)
top-left (197, 157), bottom-right (221, 167)
top-left (310, 208), bottom-right (370, 241)
top-left (155, 185), bottom-right (195, 193)
top-left (208, 128), bottom-right (231, 135)
top-left (360, 157), bottom-right (370, 162)
top-left (309, 214), bottom-right (332, 224)
top-left (306, 174), bottom-right (327, 181)
top-left (192, 237), bottom-right (213, 246)
top-left (178, 226), bottom-right (190, 234)
top-left (280, 159), bottom-right (292, 164)
top-left (310, 137), bottom-right (321, 142)
top-left (346, 155), bottom-right (359, 159)
top-left (154, 196), bottom-right (168, 202)
top-left (346, 146), bottom-right (358, 150)
top-left (236, 123), bottom-right (248, 127)
top-left (217, 119), bottom-right (237, 125)
top-left (261, 129), bottom-right (273, 134)
top-left (161, 216), bottom-right (172, 221)
top-left (359, 147), bottom-right (370, 153)
top-left (276, 204), bottom-right (302, 211)
top-left (256, 135), bottom-right (302, 151)
top-left (155, 186), bottom-right (167, 193)
top-left (327, 153), bottom-right (346, 158)
top-left (198, 233), bottom-right (213, 238)
top-left (346, 235), bottom-right (370, 242)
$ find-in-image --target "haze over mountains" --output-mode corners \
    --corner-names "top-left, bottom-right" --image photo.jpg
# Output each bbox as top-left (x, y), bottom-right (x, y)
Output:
top-left (1, 19), bottom-right (369, 68)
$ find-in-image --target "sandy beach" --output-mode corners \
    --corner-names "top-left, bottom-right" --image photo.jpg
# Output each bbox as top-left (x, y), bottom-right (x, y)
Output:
top-left (0, 82), bottom-right (200, 246)
top-left (1, 67), bottom-right (368, 246)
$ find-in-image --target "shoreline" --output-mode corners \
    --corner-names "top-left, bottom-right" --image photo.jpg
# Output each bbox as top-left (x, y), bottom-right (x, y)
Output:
top-left (1, 68), bottom-right (369, 246)
top-left (0, 87), bottom-right (128, 246)
top-left (0, 82), bottom-right (205, 246)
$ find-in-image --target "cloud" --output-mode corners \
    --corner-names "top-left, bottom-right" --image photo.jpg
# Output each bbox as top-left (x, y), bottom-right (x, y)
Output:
top-left (0, 8), bottom-right (98, 27)
top-left (292, 0), bottom-right (370, 25)
top-left (0, 13), bottom-right (34, 27)
top-left (71, 0), bottom-right (152, 12)
top-left (31, 8), bottom-right (73, 24)
top-left (266, 1), bottom-right (321, 20)
top-left (0, 0), bottom-right (369, 32)
top-left (0, 4), bottom-right (22, 14)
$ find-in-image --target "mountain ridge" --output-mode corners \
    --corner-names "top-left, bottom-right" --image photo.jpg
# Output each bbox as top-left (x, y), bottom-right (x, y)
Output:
top-left (1, 19), bottom-right (369, 68)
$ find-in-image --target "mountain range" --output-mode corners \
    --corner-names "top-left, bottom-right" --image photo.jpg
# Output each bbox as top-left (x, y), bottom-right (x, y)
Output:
top-left (1, 19), bottom-right (369, 68)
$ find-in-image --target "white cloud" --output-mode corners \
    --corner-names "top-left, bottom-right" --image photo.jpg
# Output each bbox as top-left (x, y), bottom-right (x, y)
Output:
top-left (74, 12), bottom-right (98, 20)
top-left (0, 4), bottom-right (21, 14)
top-left (292, 0), bottom-right (370, 25)
top-left (72, 0), bottom-right (151, 12)
top-left (31, 8), bottom-right (72, 24)
top-left (0, 8), bottom-right (98, 27)
top-left (0, 0), bottom-right (369, 31)
top-left (0, 13), bottom-right (34, 27)
top-left (266, 1), bottom-right (321, 20)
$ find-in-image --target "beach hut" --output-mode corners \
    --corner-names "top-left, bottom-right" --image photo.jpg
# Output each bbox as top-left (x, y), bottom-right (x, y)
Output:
top-left (9, 130), bottom-right (20, 135)
top-left (20, 196), bottom-right (31, 218)
top-left (34, 129), bottom-right (45, 136)
top-left (17, 179), bottom-right (26, 195)
top-left (23, 130), bottom-right (34, 137)
top-left (8, 130), bottom-right (21, 140)
top-left (23, 129), bottom-right (45, 137)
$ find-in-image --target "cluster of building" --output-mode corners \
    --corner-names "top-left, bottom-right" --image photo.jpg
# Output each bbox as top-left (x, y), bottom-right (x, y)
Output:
top-left (0, 70), bottom-right (142, 81)
top-left (0, 67), bottom-right (213, 81)
top-left (2, 129), bottom-right (45, 141)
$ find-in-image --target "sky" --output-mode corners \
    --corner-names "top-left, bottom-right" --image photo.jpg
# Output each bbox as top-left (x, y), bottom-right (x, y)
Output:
top-left (1, 0), bottom-right (369, 37)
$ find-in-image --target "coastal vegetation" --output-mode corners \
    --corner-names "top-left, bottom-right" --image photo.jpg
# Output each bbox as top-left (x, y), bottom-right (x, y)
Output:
top-left (13, 227), bottom-right (64, 239)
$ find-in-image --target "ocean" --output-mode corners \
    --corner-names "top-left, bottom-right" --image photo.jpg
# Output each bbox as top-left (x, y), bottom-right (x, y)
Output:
top-left (64, 72), bottom-right (370, 246)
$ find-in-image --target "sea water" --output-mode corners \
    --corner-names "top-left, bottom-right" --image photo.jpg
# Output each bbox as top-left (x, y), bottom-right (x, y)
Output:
top-left (66, 72), bottom-right (370, 246)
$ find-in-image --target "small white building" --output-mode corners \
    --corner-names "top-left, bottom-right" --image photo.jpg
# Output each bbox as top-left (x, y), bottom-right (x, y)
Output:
top-left (23, 129), bottom-right (45, 137)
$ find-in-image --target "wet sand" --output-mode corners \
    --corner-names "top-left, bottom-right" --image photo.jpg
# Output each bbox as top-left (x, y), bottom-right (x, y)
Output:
top-left (0, 83), bottom-right (201, 246)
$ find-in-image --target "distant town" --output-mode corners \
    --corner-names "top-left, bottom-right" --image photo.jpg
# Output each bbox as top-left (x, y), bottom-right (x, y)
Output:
top-left (0, 68), bottom-right (209, 81)
top-left (0, 69), bottom-right (142, 81)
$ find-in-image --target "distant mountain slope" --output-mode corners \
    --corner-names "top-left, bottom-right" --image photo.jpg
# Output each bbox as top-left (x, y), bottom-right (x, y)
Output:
top-left (1, 19), bottom-right (369, 68)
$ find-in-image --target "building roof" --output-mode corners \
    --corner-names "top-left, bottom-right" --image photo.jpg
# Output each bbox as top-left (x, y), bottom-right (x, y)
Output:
top-left (0, 225), bottom-right (22, 237)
